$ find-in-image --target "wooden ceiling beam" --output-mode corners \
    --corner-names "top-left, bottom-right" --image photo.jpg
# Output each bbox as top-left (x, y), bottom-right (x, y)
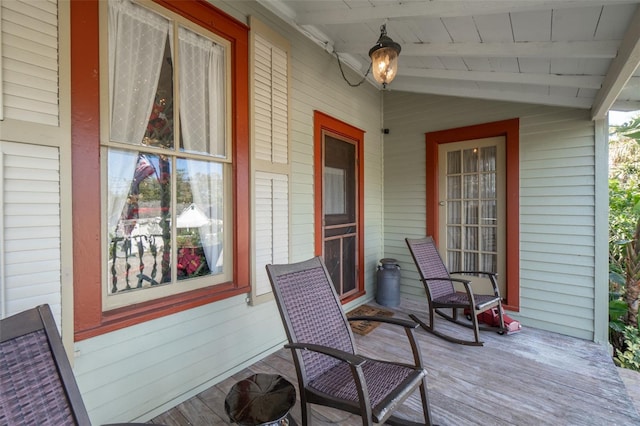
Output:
top-left (295, 0), bottom-right (639, 25)
top-left (336, 40), bottom-right (619, 59)
top-left (401, 68), bottom-right (603, 89)
top-left (591, 5), bottom-right (640, 119)
top-left (391, 79), bottom-right (593, 109)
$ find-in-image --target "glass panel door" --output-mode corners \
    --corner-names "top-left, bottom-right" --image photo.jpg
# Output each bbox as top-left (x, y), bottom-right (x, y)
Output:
top-left (438, 137), bottom-right (506, 296)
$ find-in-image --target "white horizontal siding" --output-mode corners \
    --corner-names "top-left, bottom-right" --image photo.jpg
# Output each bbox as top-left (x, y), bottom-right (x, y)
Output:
top-left (384, 91), bottom-right (599, 340)
top-left (1, 0), bottom-right (59, 125)
top-left (74, 296), bottom-right (285, 423)
top-left (0, 141), bottom-right (61, 327)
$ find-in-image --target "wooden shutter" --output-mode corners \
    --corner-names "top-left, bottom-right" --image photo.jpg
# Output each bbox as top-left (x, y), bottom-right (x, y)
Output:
top-left (0, 141), bottom-right (61, 326)
top-left (254, 172), bottom-right (289, 297)
top-left (250, 18), bottom-right (290, 304)
top-left (1, 0), bottom-right (59, 125)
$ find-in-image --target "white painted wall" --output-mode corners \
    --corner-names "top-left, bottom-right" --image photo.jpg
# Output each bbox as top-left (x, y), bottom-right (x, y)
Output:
top-left (383, 91), bottom-right (607, 341)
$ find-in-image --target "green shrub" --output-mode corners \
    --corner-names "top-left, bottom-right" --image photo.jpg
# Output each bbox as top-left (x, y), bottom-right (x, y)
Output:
top-left (610, 298), bottom-right (628, 333)
top-left (615, 325), bottom-right (640, 371)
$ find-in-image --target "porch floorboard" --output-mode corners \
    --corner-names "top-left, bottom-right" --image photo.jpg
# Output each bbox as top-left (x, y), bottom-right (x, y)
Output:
top-left (150, 298), bottom-right (640, 425)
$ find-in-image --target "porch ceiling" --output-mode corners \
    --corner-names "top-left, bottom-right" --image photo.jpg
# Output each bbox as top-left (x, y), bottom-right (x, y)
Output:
top-left (258, 0), bottom-right (640, 120)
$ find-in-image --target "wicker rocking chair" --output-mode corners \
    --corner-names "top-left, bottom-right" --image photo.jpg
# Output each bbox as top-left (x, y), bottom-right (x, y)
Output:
top-left (0, 304), bottom-right (157, 426)
top-left (266, 256), bottom-right (434, 425)
top-left (405, 237), bottom-right (506, 346)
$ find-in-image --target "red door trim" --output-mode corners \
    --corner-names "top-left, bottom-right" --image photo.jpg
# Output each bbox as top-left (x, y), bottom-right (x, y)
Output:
top-left (425, 118), bottom-right (520, 311)
top-left (313, 111), bottom-right (365, 304)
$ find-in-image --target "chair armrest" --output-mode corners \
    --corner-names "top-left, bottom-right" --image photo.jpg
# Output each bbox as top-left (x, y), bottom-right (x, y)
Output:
top-left (348, 316), bottom-right (419, 329)
top-left (285, 342), bottom-right (366, 367)
top-left (423, 276), bottom-right (471, 285)
top-left (450, 270), bottom-right (496, 277)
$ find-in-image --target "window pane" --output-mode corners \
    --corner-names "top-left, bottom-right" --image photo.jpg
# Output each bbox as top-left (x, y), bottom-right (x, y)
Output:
top-left (179, 27), bottom-right (226, 158)
top-left (143, 39), bottom-right (174, 150)
top-left (447, 150), bottom-right (461, 174)
top-left (447, 250), bottom-right (461, 272)
top-left (481, 227), bottom-right (497, 252)
top-left (447, 201), bottom-right (461, 224)
top-left (176, 158), bottom-right (225, 279)
top-left (463, 148), bottom-right (478, 173)
top-left (480, 146), bottom-right (496, 172)
top-left (465, 200), bottom-right (478, 224)
top-left (107, 150), bottom-right (172, 293)
top-left (480, 172), bottom-right (496, 198)
top-left (464, 226), bottom-right (478, 251)
top-left (481, 200), bottom-right (497, 225)
top-left (464, 251), bottom-right (478, 271)
top-left (447, 226), bottom-right (461, 249)
top-left (481, 253), bottom-right (497, 273)
top-left (464, 174), bottom-right (478, 198)
top-left (447, 175), bottom-right (461, 199)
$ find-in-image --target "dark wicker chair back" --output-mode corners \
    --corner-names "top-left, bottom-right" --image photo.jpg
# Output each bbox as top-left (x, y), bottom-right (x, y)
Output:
top-left (267, 256), bottom-right (434, 425)
top-left (406, 236), bottom-right (506, 346)
top-left (0, 305), bottom-right (160, 426)
top-left (267, 257), bottom-right (355, 382)
top-left (0, 304), bottom-right (91, 426)
top-left (407, 236), bottom-right (455, 300)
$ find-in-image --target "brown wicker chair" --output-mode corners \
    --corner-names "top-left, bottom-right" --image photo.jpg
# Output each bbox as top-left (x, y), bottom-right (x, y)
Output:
top-left (266, 256), bottom-right (433, 426)
top-left (0, 304), bottom-right (159, 426)
top-left (405, 236), bottom-right (506, 346)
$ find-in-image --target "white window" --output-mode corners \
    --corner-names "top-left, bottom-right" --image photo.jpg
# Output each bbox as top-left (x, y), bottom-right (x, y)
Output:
top-left (102, 0), bottom-right (232, 310)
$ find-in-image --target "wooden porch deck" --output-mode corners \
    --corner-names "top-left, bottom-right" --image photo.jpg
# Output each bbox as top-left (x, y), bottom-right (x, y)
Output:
top-left (150, 299), bottom-right (640, 425)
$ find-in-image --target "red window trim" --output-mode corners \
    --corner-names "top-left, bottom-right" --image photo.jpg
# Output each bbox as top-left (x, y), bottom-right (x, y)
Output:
top-left (313, 111), bottom-right (366, 304)
top-left (425, 118), bottom-right (520, 311)
top-left (71, 0), bottom-right (250, 341)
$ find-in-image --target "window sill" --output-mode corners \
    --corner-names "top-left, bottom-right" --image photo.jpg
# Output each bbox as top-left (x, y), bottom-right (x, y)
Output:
top-left (74, 282), bottom-right (250, 341)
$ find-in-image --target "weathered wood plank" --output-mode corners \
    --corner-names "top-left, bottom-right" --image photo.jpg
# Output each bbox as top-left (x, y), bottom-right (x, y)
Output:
top-left (151, 299), bottom-right (640, 425)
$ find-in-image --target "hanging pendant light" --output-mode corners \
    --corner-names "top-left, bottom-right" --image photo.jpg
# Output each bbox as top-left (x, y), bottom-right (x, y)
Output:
top-left (368, 24), bottom-right (401, 88)
top-left (334, 22), bottom-right (401, 89)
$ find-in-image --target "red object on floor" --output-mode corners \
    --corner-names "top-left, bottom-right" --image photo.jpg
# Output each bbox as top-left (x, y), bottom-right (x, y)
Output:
top-left (465, 307), bottom-right (522, 334)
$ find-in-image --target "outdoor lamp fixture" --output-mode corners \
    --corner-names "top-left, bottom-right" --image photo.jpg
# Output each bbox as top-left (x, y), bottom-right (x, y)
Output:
top-left (335, 23), bottom-right (401, 89)
top-left (369, 24), bottom-right (401, 88)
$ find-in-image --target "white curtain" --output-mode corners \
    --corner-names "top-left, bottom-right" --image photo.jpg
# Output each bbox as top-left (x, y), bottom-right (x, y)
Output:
top-left (178, 27), bottom-right (225, 157)
top-left (183, 159), bottom-right (222, 273)
top-left (109, 0), bottom-right (169, 146)
top-left (107, 150), bottom-right (138, 236)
